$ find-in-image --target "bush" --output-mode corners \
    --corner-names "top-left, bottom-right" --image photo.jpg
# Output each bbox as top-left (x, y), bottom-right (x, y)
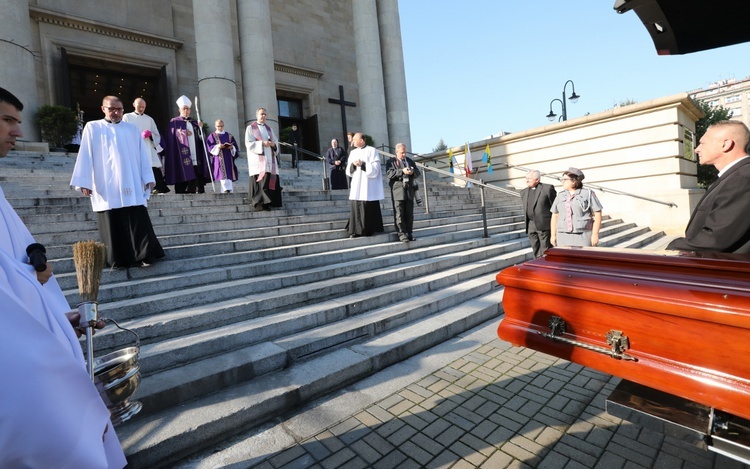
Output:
top-left (694, 101), bottom-right (732, 188)
top-left (34, 105), bottom-right (78, 150)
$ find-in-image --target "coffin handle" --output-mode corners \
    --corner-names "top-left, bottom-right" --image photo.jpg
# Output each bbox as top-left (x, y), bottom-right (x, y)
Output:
top-left (539, 316), bottom-right (638, 362)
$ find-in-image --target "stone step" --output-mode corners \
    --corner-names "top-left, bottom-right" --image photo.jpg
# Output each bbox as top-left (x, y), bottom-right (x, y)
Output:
top-left (38, 206), bottom-right (525, 265)
top-left (72, 223), bottom-right (529, 323)
top-left (84, 232), bottom-right (529, 353)
top-left (55, 213), bottom-right (525, 298)
top-left (117, 285), bottom-right (510, 468)
top-left (609, 226), bottom-right (664, 249)
top-left (127, 244), bottom-right (526, 413)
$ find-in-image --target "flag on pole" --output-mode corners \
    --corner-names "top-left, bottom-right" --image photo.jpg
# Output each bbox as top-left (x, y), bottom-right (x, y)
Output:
top-left (465, 143), bottom-right (473, 178)
top-left (484, 144), bottom-right (493, 173)
top-left (448, 148), bottom-right (454, 173)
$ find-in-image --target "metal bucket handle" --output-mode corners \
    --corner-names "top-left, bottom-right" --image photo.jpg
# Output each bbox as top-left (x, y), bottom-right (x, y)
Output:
top-left (100, 317), bottom-right (140, 350)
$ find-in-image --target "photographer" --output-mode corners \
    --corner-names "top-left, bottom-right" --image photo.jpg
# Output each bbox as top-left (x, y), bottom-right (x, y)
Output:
top-left (386, 143), bottom-right (420, 242)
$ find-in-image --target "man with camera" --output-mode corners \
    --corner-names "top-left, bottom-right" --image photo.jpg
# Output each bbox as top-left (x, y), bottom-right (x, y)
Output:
top-left (386, 143), bottom-right (420, 242)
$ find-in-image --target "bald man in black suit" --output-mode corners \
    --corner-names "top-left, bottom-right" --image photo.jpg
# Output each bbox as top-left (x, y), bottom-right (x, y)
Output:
top-left (667, 121), bottom-right (750, 253)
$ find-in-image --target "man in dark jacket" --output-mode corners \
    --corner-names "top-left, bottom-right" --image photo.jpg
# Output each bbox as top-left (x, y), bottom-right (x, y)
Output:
top-left (386, 143), bottom-right (420, 242)
top-left (520, 170), bottom-right (557, 258)
top-left (667, 121), bottom-right (750, 253)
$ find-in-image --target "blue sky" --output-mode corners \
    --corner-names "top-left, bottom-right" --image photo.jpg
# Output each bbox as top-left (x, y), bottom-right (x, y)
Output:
top-left (399, 1), bottom-right (750, 153)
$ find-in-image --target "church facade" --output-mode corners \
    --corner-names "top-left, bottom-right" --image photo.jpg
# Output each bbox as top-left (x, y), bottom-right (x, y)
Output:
top-left (1, 0), bottom-right (411, 155)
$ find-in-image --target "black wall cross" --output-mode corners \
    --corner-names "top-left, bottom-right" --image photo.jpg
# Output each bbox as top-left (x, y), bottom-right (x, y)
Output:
top-left (328, 85), bottom-right (357, 150)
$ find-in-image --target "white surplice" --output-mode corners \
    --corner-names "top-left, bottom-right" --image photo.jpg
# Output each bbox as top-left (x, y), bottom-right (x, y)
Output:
top-left (122, 111), bottom-right (163, 167)
top-left (70, 119), bottom-right (155, 212)
top-left (0, 185), bottom-right (126, 468)
top-left (347, 145), bottom-right (384, 201)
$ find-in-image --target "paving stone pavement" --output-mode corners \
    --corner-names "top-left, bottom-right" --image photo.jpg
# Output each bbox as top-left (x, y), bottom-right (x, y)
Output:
top-left (176, 319), bottom-right (749, 469)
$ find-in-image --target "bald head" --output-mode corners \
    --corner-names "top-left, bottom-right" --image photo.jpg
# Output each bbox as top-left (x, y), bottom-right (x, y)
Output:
top-left (353, 132), bottom-right (365, 148)
top-left (133, 98), bottom-right (146, 114)
top-left (697, 121), bottom-right (750, 170)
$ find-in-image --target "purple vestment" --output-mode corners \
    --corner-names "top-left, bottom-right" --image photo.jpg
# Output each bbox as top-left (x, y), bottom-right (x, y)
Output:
top-left (206, 131), bottom-right (240, 182)
top-left (162, 117), bottom-right (207, 184)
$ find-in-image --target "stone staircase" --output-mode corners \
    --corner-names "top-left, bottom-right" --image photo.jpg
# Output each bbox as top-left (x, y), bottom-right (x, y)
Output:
top-left (2, 150), bottom-right (671, 468)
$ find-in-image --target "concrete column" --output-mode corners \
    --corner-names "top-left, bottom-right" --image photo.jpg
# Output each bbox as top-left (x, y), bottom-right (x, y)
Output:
top-left (0, 0), bottom-right (40, 140)
top-left (236, 0), bottom-right (279, 136)
top-left (193, 0), bottom-right (240, 140)
top-left (352, 0), bottom-right (389, 148)
top-left (377, 0), bottom-right (411, 151)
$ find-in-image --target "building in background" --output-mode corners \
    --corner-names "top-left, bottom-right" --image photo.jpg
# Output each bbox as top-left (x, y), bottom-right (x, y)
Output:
top-left (0, 0), bottom-right (411, 155)
top-left (690, 76), bottom-right (750, 128)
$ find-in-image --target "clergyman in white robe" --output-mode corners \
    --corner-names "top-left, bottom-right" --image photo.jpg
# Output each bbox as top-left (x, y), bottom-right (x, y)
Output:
top-left (71, 117), bottom-right (165, 267)
top-left (0, 185), bottom-right (127, 468)
top-left (122, 107), bottom-right (169, 194)
top-left (347, 138), bottom-right (384, 237)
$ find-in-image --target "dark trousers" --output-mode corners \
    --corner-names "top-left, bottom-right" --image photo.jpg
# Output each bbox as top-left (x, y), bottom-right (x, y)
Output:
top-left (527, 219), bottom-right (552, 258)
top-left (394, 199), bottom-right (414, 238)
top-left (152, 167), bottom-right (170, 193)
top-left (174, 166), bottom-right (205, 193)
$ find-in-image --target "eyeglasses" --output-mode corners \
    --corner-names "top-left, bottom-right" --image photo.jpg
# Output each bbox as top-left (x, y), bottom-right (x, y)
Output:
top-left (104, 107), bottom-right (124, 112)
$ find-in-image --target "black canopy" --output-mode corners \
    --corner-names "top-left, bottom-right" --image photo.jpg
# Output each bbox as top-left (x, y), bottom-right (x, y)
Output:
top-left (614, 0), bottom-right (750, 55)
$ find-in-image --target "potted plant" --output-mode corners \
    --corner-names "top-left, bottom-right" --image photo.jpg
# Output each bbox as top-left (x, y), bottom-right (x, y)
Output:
top-left (34, 105), bottom-right (78, 151)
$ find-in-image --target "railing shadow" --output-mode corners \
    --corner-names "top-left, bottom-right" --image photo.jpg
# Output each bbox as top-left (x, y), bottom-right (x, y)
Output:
top-left (211, 342), bottom-right (744, 468)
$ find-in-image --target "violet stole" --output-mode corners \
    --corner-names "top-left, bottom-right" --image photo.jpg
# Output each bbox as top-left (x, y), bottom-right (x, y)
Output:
top-left (249, 123), bottom-right (277, 190)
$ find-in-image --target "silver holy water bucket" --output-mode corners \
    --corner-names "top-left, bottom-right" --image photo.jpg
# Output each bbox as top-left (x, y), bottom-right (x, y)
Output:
top-left (92, 318), bottom-right (142, 426)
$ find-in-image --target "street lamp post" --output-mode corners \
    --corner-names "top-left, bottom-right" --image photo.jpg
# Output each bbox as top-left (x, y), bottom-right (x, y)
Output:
top-left (546, 79), bottom-right (580, 122)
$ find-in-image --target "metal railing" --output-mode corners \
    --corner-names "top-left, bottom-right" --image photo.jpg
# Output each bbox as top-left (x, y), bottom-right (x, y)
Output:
top-left (277, 141), bottom-right (330, 190)
top-left (416, 153), bottom-right (677, 208)
top-left (378, 148), bottom-right (520, 238)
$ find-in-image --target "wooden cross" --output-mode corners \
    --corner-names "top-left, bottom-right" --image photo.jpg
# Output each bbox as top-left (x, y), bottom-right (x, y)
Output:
top-left (328, 85), bottom-right (357, 150)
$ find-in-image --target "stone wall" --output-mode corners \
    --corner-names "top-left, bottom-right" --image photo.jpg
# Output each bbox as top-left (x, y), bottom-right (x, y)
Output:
top-left (271, 0), bottom-right (361, 154)
top-left (427, 94), bottom-right (704, 235)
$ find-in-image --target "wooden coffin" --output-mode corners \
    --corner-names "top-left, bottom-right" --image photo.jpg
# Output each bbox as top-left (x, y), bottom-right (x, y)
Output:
top-left (497, 247), bottom-right (750, 422)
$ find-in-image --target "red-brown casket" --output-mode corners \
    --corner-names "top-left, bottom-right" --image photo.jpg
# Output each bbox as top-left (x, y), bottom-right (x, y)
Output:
top-left (497, 247), bottom-right (750, 422)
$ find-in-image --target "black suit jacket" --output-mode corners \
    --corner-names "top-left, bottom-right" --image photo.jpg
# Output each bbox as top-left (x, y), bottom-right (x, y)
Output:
top-left (386, 157), bottom-right (420, 201)
top-left (520, 182), bottom-right (556, 234)
top-left (667, 157), bottom-right (750, 253)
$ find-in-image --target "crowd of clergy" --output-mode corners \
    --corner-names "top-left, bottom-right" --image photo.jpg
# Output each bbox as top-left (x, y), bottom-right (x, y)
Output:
top-left (67, 93), bottom-right (423, 271)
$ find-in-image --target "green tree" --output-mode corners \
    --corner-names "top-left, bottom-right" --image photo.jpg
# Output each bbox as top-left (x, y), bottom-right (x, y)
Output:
top-left (694, 101), bottom-right (732, 188)
top-left (34, 105), bottom-right (78, 150)
top-left (614, 99), bottom-right (637, 107)
top-left (432, 138), bottom-right (447, 152)
top-left (362, 134), bottom-right (375, 147)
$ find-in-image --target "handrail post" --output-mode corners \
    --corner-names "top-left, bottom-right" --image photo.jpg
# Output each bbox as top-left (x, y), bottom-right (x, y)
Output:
top-left (293, 144), bottom-right (300, 178)
top-left (322, 157), bottom-right (329, 190)
top-left (480, 179), bottom-right (489, 238)
top-left (421, 167), bottom-right (430, 214)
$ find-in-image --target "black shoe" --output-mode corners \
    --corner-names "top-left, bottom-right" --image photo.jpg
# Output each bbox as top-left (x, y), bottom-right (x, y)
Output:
top-left (408, 235), bottom-right (416, 241)
top-left (350, 234), bottom-right (360, 238)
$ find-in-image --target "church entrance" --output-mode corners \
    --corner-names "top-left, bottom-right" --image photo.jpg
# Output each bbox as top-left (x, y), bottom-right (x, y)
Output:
top-left (61, 49), bottom-right (170, 133)
top-left (277, 95), bottom-right (320, 159)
